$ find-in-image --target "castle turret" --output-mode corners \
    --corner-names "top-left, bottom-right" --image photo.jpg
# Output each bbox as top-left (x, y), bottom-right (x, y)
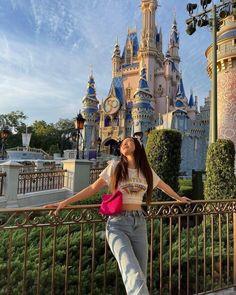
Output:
top-left (140, 0), bottom-right (158, 49)
top-left (132, 65), bottom-right (154, 143)
top-left (138, 0), bottom-right (164, 95)
top-left (174, 75), bottom-right (189, 110)
top-left (168, 15), bottom-right (180, 71)
top-left (81, 74), bottom-right (99, 150)
top-left (187, 88), bottom-right (197, 120)
top-left (206, 11), bottom-right (236, 150)
top-left (122, 28), bottom-right (139, 65)
top-left (112, 40), bottom-right (121, 77)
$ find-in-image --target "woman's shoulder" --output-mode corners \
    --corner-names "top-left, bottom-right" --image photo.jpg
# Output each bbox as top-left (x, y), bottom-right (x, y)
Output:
top-left (106, 159), bottom-right (120, 168)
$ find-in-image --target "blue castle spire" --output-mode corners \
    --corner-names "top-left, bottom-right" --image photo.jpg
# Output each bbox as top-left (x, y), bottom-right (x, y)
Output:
top-left (134, 66), bottom-right (151, 96)
top-left (85, 74), bottom-right (97, 101)
top-left (189, 91), bottom-right (194, 108)
top-left (176, 76), bottom-right (186, 99)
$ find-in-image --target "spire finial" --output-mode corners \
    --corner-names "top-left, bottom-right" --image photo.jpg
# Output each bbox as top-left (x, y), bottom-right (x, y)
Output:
top-left (179, 65), bottom-right (182, 75)
top-left (173, 7), bottom-right (176, 24)
top-left (89, 64), bottom-right (93, 77)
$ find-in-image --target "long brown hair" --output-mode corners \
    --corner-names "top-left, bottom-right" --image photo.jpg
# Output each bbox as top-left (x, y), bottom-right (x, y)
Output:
top-left (110, 137), bottom-right (153, 204)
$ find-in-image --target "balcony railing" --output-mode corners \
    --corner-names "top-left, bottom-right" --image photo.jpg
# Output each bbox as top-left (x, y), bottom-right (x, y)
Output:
top-left (0, 200), bottom-right (236, 294)
top-left (0, 172), bottom-right (6, 196)
top-left (17, 170), bottom-right (67, 194)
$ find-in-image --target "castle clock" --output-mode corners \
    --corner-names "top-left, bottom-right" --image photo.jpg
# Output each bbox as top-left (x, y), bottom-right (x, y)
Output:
top-left (104, 96), bottom-right (120, 115)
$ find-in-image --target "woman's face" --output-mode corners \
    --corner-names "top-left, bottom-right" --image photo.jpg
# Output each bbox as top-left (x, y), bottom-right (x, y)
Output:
top-left (120, 138), bottom-right (135, 156)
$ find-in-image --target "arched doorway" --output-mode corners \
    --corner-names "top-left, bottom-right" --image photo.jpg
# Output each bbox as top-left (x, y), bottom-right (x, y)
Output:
top-left (104, 139), bottom-right (120, 156)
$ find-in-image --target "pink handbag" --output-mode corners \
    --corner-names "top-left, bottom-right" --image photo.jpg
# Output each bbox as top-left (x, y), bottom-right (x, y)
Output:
top-left (99, 190), bottom-right (123, 216)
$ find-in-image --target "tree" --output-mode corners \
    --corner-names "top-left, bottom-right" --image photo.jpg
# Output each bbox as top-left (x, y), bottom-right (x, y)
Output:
top-left (54, 118), bottom-right (74, 130)
top-left (0, 111), bottom-right (28, 148)
top-left (146, 129), bottom-right (182, 201)
top-left (204, 139), bottom-right (236, 200)
top-left (0, 111), bottom-right (27, 127)
top-left (31, 120), bottom-right (56, 136)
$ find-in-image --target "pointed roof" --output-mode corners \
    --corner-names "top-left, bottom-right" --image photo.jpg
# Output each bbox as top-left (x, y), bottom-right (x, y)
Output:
top-left (134, 66), bottom-right (152, 97)
top-left (122, 29), bottom-right (139, 59)
top-left (156, 27), bottom-right (162, 44)
top-left (107, 76), bottom-right (125, 104)
top-left (82, 74), bottom-right (98, 103)
top-left (112, 40), bottom-right (120, 57)
top-left (175, 75), bottom-right (188, 109)
top-left (188, 90), bottom-right (194, 108)
top-left (169, 14), bottom-right (179, 46)
top-left (176, 76), bottom-right (186, 99)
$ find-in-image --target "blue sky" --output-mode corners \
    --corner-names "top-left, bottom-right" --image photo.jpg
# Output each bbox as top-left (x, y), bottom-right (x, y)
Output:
top-left (0, 0), bottom-right (212, 124)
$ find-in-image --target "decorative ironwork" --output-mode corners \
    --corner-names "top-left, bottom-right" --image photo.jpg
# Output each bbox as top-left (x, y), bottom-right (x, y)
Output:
top-left (89, 167), bottom-right (104, 184)
top-left (0, 172), bottom-right (6, 196)
top-left (17, 170), bottom-right (67, 194)
top-left (0, 200), bottom-right (235, 294)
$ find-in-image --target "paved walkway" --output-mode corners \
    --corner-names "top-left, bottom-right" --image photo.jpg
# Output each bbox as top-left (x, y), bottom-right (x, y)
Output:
top-left (207, 288), bottom-right (236, 295)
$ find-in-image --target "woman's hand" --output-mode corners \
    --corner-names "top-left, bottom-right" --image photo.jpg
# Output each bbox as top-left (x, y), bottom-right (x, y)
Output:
top-left (43, 201), bottom-right (67, 216)
top-left (177, 196), bottom-right (192, 204)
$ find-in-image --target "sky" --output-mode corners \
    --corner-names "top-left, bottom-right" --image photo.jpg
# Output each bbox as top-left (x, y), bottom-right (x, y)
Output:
top-left (0, 0), bottom-right (213, 125)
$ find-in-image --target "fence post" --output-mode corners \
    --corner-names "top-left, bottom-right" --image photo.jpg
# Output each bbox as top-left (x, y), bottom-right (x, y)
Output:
top-left (62, 159), bottom-right (93, 193)
top-left (234, 213), bottom-right (236, 290)
top-left (0, 161), bottom-right (23, 207)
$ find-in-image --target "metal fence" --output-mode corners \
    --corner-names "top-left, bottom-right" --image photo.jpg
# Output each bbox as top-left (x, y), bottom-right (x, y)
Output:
top-left (89, 168), bottom-right (104, 184)
top-left (0, 172), bottom-right (6, 196)
top-left (0, 200), bottom-right (235, 295)
top-left (17, 170), bottom-right (67, 194)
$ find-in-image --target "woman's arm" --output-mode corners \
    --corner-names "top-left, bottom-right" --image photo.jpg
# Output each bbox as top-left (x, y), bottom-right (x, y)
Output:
top-left (156, 179), bottom-right (191, 203)
top-left (44, 177), bottom-right (107, 214)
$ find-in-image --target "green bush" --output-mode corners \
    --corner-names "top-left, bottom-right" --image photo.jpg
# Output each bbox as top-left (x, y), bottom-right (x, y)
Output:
top-left (146, 129), bottom-right (182, 201)
top-left (178, 179), bottom-right (193, 199)
top-left (204, 139), bottom-right (236, 200)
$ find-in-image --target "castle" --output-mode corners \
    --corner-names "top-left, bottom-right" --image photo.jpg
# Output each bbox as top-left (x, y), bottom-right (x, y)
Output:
top-left (81, 0), bottom-right (210, 176)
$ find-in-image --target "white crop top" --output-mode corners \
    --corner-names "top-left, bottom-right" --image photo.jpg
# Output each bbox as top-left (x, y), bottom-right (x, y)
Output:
top-left (99, 160), bottom-right (161, 205)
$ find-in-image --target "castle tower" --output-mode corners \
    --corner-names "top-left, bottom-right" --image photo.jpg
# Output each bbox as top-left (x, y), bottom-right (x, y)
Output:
top-left (205, 12), bottom-right (236, 147)
top-left (168, 15), bottom-right (180, 71)
top-left (132, 65), bottom-right (154, 143)
top-left (112, 41), bottom-right (121, 77)
top-left (139, 0), bottom-right (163, 95)
top-left (174, 74), bottom-right (188, 110)
top-left (140, 0), bottom-right (157, 50)
top-left (81, 74), bottom-right (99, 150)
top-left (187, 88), bottom-right (197, 120)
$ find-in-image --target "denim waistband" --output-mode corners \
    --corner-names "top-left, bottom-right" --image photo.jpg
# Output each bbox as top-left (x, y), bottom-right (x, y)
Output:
top-left (119, 210), bottom-right (144, 217)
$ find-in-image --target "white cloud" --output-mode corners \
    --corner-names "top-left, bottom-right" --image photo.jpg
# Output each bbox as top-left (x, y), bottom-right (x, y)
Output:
top-left (0, 0), bottom-right (212, 124)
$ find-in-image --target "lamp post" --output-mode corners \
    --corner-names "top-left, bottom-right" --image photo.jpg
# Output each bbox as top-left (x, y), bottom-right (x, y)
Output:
top-left (0, 127), bottom-right (10, 160)
top-left (97, 137), bottom-right (101, 157)
top-left (185, 0), bottom-right (233, 143)
top-left (74, 113), bottom-right (85, 160)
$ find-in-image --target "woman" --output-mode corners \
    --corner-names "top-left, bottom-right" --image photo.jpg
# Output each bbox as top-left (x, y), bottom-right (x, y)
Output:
top-left (45, 137), bottom-right (191, 295)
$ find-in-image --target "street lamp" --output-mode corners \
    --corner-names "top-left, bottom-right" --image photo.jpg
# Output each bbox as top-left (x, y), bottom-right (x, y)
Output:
top-left (185, 0), bottom-right (233, 143)
top-left (97, 137), bottom-right (101, 157)
top-left (0, 127), bottom-right (10, 160)
top-left (74, 113), bottom-right (85, 160)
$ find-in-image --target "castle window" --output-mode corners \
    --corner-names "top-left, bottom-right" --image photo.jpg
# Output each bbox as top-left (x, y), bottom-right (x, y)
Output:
top-left (126, 87), bottom-right (131, 99)
top-left (126, 48), bottom-right (131, 64)
top-left (104, 116), bottom-right (111, 127)
top-left (113, 115), bottom-right (119, 126)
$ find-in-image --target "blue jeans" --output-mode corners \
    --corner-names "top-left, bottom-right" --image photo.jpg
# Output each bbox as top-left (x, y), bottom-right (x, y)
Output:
top-left (106, 211), bottom-right (149, 295)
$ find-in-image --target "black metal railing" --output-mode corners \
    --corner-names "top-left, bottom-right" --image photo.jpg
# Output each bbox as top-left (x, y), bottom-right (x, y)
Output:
top-left (89, 168), bottom-right (104, 184)
top-left (17, 170), bottom-right (67, 194)
top-left (0, 200), bottom-right (235, 295)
